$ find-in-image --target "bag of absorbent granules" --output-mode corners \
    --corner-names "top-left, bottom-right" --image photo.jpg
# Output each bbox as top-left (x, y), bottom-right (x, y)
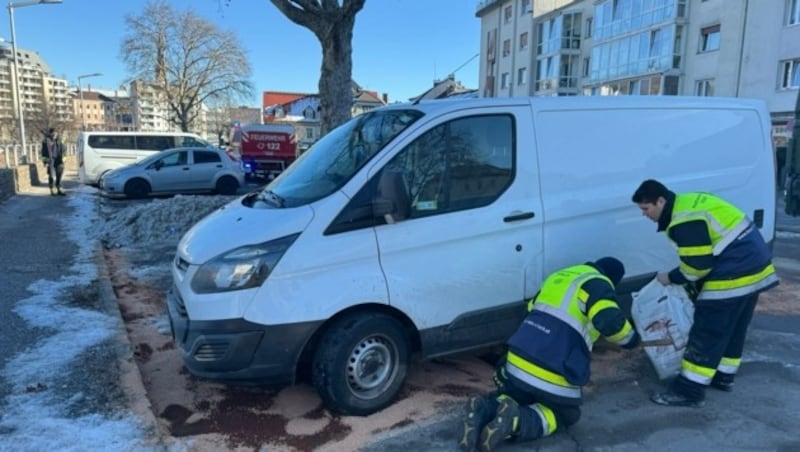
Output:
top-left (631, 278), bottom-right (694, 381)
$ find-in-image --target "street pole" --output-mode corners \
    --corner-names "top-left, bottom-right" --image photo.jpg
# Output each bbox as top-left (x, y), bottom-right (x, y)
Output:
top-left (77, 72), bottom-right (102, 130)
top-left (7, 0), bottom-right (63, 162)
top-left (8, 5), bottom-right (25, 160)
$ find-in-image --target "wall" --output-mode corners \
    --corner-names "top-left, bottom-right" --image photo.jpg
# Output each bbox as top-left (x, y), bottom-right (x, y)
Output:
top-left (0, 156), bottom-right (77, 204)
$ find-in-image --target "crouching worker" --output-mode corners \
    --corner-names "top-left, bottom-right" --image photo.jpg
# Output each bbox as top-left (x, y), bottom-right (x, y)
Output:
top-left (457, 257), bottom-right (640, 452)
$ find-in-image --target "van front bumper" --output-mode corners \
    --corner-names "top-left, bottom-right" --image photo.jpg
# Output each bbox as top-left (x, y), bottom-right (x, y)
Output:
top-left (166, 287), bottom-right (322, 383)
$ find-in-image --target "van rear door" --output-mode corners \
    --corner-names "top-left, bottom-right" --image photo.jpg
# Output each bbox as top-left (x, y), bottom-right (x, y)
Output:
top-left (371, 105), bottom-right (544, 355)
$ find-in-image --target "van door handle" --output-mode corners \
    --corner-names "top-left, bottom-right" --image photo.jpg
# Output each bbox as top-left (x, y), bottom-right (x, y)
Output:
top-left (503, 212), bottom-right (535, 222)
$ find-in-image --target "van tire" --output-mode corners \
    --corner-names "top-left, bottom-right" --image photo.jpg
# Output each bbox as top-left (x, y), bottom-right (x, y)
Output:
top-left (124, 178), bottom-right (150, 198)
top-left (215, 176), bottom-right (239, 195)
top-left (312, 313), bottom-right (409, 416)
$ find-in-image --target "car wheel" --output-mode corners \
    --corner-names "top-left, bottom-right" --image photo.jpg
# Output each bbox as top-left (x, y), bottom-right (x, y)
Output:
top-left (215, 176), bottom-right (239, 195)
top-left (124, 178), bottom-right (150, 198)
top-left (312, 313), bottom-right (409, 416)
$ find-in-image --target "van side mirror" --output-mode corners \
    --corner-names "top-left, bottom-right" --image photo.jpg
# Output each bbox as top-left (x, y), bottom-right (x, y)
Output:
top-left (373, 170), bottom-right (410, 224)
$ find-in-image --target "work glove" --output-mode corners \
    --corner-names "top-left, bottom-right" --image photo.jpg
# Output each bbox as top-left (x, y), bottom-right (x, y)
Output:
top-left (42, 158), bottom-right (49, 165)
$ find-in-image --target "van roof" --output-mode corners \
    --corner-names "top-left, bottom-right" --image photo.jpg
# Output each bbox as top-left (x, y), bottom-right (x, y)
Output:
top-left (382, 95), bottom-right (767, 116)
top-left (77, 131), bottom-right (203, 136)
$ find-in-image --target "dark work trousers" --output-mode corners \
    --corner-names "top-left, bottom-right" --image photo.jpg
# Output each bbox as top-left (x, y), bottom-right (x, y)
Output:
top-left (673, 293), bottom-right (759, 400)
top-left (501, 374), bottom-right (581, 441)
top-left (48, 163), bottom-right (64, 189)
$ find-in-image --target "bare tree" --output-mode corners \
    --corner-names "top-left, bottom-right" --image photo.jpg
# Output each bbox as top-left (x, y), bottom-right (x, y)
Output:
top-left (226, 0), bottom-right (365, 135)
top-left (122, 0), bottom-right (253, 132)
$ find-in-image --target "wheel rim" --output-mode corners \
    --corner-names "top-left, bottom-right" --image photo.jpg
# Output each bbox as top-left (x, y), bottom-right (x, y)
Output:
top-left (346, 334), bottom-right (397, 399)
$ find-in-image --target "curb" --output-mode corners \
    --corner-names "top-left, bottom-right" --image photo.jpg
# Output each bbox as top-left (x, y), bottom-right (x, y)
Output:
top-left (95, 243), bottom-right (166, 449)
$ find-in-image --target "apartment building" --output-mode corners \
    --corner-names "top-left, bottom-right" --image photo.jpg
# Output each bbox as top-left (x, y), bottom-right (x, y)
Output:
top-left (0, 44), bottom-right (71, 143)
top-left (476, 0), bottom-right (800, 135)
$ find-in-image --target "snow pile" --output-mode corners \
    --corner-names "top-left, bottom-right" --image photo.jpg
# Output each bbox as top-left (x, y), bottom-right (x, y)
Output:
top-left (98, 195), bottom-right (237, 248)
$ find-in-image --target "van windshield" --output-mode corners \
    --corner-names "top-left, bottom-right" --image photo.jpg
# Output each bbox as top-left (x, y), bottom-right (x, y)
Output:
top-left (261, 109), bottom-right (423, 207)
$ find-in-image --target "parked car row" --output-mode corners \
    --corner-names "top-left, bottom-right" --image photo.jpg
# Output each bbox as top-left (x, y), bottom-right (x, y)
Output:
top-left (99, 146), bottom-right (245, 198)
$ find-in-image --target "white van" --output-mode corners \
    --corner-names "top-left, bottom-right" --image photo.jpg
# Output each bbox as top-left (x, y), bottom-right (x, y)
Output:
top-left (166, 96), bottom-right (776, 415)
top-left (77, 131), bottom-right (211, 185)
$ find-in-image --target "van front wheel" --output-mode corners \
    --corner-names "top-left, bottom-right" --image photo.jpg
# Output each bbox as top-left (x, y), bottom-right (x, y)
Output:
top-left (312, 313), bottom-right (409, 416)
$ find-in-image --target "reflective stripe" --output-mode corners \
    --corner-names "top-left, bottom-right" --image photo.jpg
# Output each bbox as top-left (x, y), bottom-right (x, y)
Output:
top-left (679, 262), bottom-right (708, 280)
top-left (505, 361), bottom-right (582, 399)
top-left (672, 208), bottom-right (750, 256)
top-left (587, 299), bottom-right (616, 319)
top-left (713, 220), bottom-right (751, 256)
top-left (533, 272), bottom-right (597, 351)
top-left (531, 403), bottom-right (557, 436)
top-left (535, 304), bottom-right (592, 350)
top-left (678, 245), bottom-right (713, 257)
top-left (507, 352), bottom-right (569, 386)
top-left (681, 359), bottom-right (715, 385)
top-left (717, 357), bottom-right (741, 374)
top-left (698, 266), bottom-right (779, 300)
top-left (607, 322), bottom-right (635, 344)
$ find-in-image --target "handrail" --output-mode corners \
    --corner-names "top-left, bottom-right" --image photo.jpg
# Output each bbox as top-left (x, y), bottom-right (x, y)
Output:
top-left (0, 143), bottom-right (77, 169)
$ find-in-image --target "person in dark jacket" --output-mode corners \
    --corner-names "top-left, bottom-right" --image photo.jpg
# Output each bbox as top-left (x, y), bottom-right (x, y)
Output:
top-left (457, 257), bottom-right (640, 452)
top-left (41, 128), bottom-right (65, 196)
top-left (632, 179), bottom-right (779, 407)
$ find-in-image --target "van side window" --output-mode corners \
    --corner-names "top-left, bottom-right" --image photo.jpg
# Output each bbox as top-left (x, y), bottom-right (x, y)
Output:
top-left (384, 114), bottom-right (514, 218)
top-left (325, 114), bottom-right (514, 235)
top-left (136, 135), bottom-right (174, 151)
top-left (89, 135), bottom-right (135, 149)
top-left (180, 136), bottom-right (207, 147)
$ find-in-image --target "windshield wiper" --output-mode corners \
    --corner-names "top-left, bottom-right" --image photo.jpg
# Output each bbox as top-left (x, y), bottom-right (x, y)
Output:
top-left (259, 189), bottom-right (285, 208)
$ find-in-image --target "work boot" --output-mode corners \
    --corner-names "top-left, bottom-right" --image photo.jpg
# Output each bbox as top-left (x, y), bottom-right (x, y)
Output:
top-left (710, 372), bottom-right (735, 392)
top-left (650, 390), bottom-right (704, 407)
top-left (458, 396), bottom-right (492, 452)
top-left (57, 187), bottom-right (65, 196)
top-left (49, 185), bottom-right (55, 196)
top-left (480, 395), bottom-right (519, 452)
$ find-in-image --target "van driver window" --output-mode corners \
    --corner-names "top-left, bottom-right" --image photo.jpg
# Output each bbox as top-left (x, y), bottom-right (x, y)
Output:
top-left (383, 114), bottom-right (514, 218)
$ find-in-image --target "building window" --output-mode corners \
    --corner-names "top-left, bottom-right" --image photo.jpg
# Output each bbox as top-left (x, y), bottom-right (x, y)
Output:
top-left (520, 0), bottom-right (531, 15)
top-left (789, 0), bottom-right (800, 25)
top-left (503, 39), bottom-right (511, 57)
top-left (585, 17), bottom-right (593, 38)
top-left (695, 79), bottom-right (714, 96)
top-left (583, 57), bottom-right (591, 77)
top-left (501, 72), bottom-right (510, 89)
top-left (780, 58), bottom-right (800, 89)
top-left (504, 5), bottom-right (512, 23)
top-left (305, 127), bottom-right (313, 139)
top-left (699, 25), bottom-right (720, 52)
top-left (519, 32), bottom-right (529, 51)
top-left (517, 67), bottom-right (528, 85)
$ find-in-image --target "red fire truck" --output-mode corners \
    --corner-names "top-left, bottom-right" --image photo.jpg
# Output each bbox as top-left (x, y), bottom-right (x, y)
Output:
top-left (228, 123), bottom-right (297, 180)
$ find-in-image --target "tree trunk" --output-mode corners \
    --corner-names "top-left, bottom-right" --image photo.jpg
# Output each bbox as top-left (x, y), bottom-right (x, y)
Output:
top-left (318, 16), bottom-right (355, 135)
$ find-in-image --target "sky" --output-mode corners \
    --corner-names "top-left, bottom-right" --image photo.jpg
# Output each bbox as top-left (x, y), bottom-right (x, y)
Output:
top-left (3, 0), bottom-right (482, 105)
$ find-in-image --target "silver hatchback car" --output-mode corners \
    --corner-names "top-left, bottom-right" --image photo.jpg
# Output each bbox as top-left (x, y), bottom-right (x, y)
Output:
top-left (99, 146), bottom-right (245, 198)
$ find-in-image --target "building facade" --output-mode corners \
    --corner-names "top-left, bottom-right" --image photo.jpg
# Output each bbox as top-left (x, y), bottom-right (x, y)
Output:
top-left (476, 0), bottom-right (800, 134)
top-left (0, 44), bottom-right (72, 144)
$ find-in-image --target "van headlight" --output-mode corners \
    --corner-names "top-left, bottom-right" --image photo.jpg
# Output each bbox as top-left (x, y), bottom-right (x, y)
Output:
top-left (190, 233), bottom-right (299, 294)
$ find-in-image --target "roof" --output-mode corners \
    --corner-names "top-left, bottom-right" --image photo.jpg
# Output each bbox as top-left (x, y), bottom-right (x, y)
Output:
top-left (262, 92), bottom-right (312, 109)
top-left (71, 90), bottom-right (114, 102)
